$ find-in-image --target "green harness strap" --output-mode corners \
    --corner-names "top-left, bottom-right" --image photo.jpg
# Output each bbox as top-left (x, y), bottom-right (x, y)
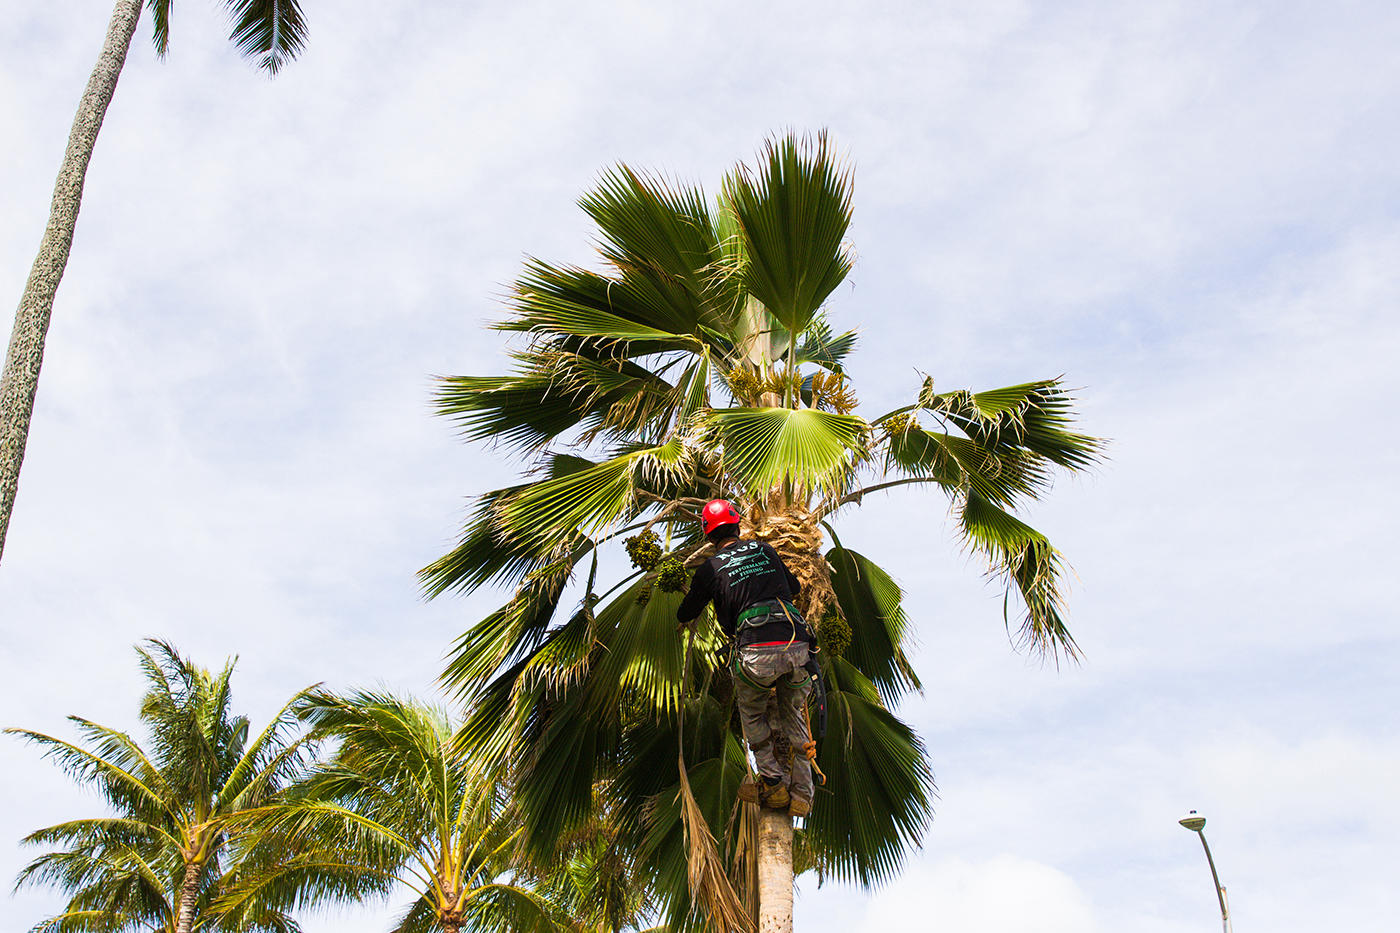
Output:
top-left (735, 599), bottom-right (800, 627)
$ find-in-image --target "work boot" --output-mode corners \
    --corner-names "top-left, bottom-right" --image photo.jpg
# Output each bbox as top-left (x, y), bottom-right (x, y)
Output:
top-left (788, 793), bottom-right (812, 818)
top-left (758, 776), bottom-right (789, 810)
top-left (737, 776), bottom-right (761, 804)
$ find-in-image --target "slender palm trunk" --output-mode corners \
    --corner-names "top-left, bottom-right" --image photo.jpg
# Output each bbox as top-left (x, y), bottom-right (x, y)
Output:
top-left (175, 859), bottom-right (202, 933)
top-left (0, 0), bottom-right (142, 563)
top-left (756, 809), bottom-right (794, 933)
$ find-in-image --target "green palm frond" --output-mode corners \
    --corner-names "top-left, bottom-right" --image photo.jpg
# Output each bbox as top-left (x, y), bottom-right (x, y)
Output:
top-left (591, 586), bottom-right (697, 715)
top-left (228, 690), bottom-right (561, 933)
top-left (222, 0), bottom-right (309, 76)
top-left (886, 425), bottom-right (1048, 507)
top-left (514, 605), bottom-right (598, 698)
top-left (805, 657), bottom-right (933, 886)
top-left (495, 452), bottom-right (646, 546)
top-left (420, 472), bottom-right (597, 600)
top-left (920, 377), bottom-right (1103, 472)
top-left (433, 372), bottom-right (614, 454)
top-left (583, 167), bottom-right (715, 286)
top-left (675, 349), bottom-right (713, 430)
top-left (513, 685), bottom-right (615, 856)
top-left (459, 882), bottom-right (562, 933)
top-left (793, 313), bottom-right (858, 373)
top-left (387, 894), bottom-right (438, 933)
top-left (959, 490), bottom-right (1079, 660)
top-left (440, 555), bottom-right (586, 701)
top-left (723, 132), bottom-right (854, 343)
top-left (221, 686), bottom-right (319, 812)
top-left (634, 751), bottom-right (749, 933)
top-left (147, 1), bottom-right (173, 58)
top-left (3, 729), bottom-right (172, 827)
top-left (504, 285), bottom-right (696, 345)
top-left (579, 166), bottom-right (733, 337)
top-left (19, 819), bottom-right (169, 853)
top-left (707, 407), bottom-right (867, 495)
top-left (827, 548), bottom-right (921, 701)
top-left (215, 841), bottom-right (397, 928)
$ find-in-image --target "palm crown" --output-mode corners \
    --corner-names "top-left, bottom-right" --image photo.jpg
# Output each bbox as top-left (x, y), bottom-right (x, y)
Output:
top-left (217, 691), bottom-right (560, 933)
top-left (425, 132), bottom-right (1102, 928)
top-left (7, 641), bottom-right (314, 933)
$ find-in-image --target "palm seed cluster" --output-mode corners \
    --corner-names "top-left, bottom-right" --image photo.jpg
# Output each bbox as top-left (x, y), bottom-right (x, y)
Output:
top-left (625, 529), bottom-right (690, 597)
top-left (624, 529), bottom-right (663, 571)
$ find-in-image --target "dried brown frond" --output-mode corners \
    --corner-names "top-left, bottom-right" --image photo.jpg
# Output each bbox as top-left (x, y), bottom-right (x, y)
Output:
top-left (730, 794), bottom-right (760, 921)
top-left (678, 755), bottom-right (754, 933)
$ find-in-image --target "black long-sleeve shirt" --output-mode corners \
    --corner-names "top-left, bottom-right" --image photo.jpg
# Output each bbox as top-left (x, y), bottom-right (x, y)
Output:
top-left (676, 538), bottom-right (812, 645)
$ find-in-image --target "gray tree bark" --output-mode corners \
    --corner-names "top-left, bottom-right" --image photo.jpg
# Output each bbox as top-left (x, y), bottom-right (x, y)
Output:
top-left (756, 809), bottom-right (794, 933)
top-left (0, 0), bottom-right (142, 564)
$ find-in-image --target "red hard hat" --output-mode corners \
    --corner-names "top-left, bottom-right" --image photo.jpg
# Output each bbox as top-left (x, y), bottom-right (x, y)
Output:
top-left (701, 499), bottom-right (742, 536)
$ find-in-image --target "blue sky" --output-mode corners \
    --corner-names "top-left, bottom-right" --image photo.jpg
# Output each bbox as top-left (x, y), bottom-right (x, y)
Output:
top-left (2, 1), bottom-right (1397, 930)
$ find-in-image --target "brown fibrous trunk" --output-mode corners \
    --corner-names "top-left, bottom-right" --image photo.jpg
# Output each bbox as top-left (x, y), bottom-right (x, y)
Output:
top-left (174, 859), bottom-right (202, 933)
top-left (746, 505), bottom-right (838, 633)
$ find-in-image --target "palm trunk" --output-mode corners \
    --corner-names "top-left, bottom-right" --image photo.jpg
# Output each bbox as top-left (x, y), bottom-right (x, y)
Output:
top-left (756, 809), bottom-right (794, 933)
top-left (0, 0), bottom-right (142, 563)
top-left (174, 859), bottom-right (202, 933)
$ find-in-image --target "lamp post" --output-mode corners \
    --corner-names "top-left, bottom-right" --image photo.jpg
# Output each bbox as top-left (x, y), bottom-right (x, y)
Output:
top-left (1178, 810), bottom-right (1232, 933)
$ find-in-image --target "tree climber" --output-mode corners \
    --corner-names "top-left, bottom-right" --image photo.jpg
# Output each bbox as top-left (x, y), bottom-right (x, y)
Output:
top-left (676, 499), bottom-right (819, 817)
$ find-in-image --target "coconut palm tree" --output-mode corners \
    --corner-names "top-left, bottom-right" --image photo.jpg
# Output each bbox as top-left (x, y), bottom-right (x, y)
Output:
top-left (520, 793), bottom-right (664, 933)
top-left (424, 132), bottom-right (1103, 933)
top-left (6, 639), bottom-right (316, 933)
top-left (0, 0), bottom-right (310, 563)
top-left (216, 690), bottom-right (562, 933)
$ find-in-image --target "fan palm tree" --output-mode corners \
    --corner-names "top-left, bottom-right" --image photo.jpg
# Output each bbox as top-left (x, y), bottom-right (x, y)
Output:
top-left (424, 132), bottom-right (1103, 933)
top-left (0, 0), bottom-right (310, 563)
top-left (216, 690), bottom-right (562, 933)
top-left (6, 639), bottom-right (316, 933)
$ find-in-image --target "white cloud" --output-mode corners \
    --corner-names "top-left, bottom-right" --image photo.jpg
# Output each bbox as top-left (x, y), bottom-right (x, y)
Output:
top-left (855, 855), bottom-right (1098, 933)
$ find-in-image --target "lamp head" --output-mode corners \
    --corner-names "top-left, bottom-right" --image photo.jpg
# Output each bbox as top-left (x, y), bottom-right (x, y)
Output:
top-left (1179, 810), bottom-right (1207, 832)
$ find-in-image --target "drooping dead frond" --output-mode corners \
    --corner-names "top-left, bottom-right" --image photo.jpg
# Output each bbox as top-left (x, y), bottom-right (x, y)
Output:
top-left (730, 795), bottom-right (760, 921)
top-left (677, 756), bottom-right (754, 933)
top-left (676, 631), bottom-right (754, 933)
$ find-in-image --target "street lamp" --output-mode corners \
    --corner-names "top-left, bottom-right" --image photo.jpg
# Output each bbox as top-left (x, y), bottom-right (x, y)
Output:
top-left (1178, 810), bottom-right (1232, 933)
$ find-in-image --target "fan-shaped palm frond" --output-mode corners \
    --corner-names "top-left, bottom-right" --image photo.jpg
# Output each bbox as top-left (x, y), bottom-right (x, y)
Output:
top-left (722, 132), bottom-right (853, 345)
top-left (707, 407), bottom-right (867, 497)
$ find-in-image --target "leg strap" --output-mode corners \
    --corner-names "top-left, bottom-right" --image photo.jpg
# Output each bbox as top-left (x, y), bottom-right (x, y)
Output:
top-left (732, 653), bottom-right (775, 691)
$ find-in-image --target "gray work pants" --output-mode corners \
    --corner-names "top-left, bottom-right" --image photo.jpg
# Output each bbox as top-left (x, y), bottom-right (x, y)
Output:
top-left (734, 641), bottom-right (814, 801)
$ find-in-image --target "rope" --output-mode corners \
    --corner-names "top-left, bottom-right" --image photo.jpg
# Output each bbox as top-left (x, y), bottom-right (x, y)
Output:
top-left (802, 702), bottom-right (827, 786)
